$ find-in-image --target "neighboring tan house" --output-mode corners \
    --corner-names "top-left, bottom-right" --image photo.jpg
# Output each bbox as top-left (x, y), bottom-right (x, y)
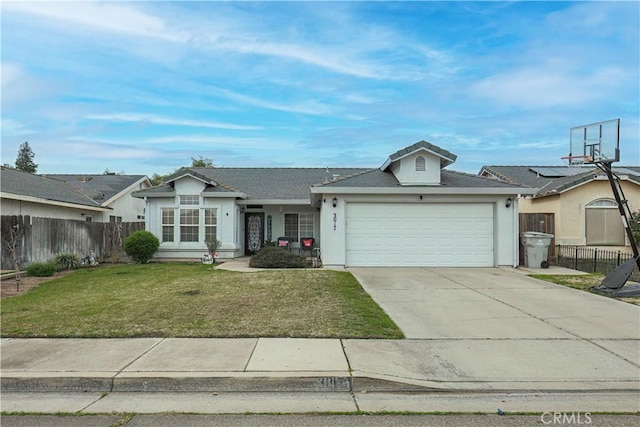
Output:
top-left (0, 166), bottom-right (151, 222)
top-left (134, 141), bottom-right (535, 267)
top-left (479, 165), bottom-right (640, 254)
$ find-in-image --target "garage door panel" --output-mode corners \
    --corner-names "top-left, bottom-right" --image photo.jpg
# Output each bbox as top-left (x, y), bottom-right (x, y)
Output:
top-left (346, 203), bottom-right (494, 267)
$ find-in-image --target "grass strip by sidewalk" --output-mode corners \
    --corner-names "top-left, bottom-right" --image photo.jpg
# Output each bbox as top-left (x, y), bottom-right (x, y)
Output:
top-left (530, 273), bottom-right (640, 305)
top-left (0, 263), bottom-right (403, 338)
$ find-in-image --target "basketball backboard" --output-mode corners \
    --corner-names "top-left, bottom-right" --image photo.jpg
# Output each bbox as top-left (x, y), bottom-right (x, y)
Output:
top-left (569, 118), bottom-right (620, 164)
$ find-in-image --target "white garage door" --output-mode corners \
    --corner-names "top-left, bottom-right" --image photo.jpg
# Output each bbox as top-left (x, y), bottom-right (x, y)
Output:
top-left (346, 203), bottom-right (494, 267)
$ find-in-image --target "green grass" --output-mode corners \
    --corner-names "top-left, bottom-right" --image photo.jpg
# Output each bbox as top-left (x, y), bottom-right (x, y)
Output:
top-left (0, 263), bottom-right (403, 338)
top-left (530, 273), bottom-right (640, 305)
top-left (529, 273), bottom-right (604, 291)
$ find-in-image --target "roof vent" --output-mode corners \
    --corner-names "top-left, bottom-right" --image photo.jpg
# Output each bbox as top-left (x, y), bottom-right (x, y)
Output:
top-left (77, 176), bottom-right (93, 182)
top-left (332, 174), bottom-right (340, 181)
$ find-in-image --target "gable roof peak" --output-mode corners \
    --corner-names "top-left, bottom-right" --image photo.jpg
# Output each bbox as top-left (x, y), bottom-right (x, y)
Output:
top-left (382, 141), bottom-right (457, 170)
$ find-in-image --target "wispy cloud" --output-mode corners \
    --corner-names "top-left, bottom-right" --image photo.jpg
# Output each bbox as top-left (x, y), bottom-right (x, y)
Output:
top-left (85, 113), bottom-right (261, 131)
top-left (2, 1), bottom-right (187, 42)
top-left (208, 87), bottom-right (336, 116)
top-left (142, 135), bottom-right (296, 150)
top-left (0, 2), bottom-right (637, 174)
top-left (470, 66), bottom-right (627, 108)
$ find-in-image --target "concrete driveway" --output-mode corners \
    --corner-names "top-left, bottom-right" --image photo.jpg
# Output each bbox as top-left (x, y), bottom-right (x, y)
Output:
top-left (349, 267), bottom-right (640, 341)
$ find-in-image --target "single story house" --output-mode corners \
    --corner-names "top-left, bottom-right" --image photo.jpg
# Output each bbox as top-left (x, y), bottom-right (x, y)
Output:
top-left (0, 166), bottom-right (151, 222)
top-left (134, 142), bottom-right (535, 268)
top-left (479, 165), bottom-right (640, 253)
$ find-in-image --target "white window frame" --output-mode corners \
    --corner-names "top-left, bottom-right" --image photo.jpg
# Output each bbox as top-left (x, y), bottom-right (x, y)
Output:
top-left (161, 208), bottom-right (175, 242)
top-left (204, 208), bottom-right (218, 243)
top-left (161, 196), bottom-right (222, 244)
top-left (284, 212), bottom-right (314, 243)
top-left (415, 155), bottom-right (426, 172)
top-left (179, 208), bottom-right (199, 242)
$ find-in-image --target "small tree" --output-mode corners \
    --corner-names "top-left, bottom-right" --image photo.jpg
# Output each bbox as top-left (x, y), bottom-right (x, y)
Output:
top-left (630, 210), bottom-right (640, 247)
top-left (124, 231), bottom-right (159, 263)
top-left (150, 173), bottom-right (168, 186)
top-left (206, 239), bottom-right (221, 263)
top-left (15, 141), bottom-right (38, 173)
top-left (191, 156), bottom-right (214, 168)
top-left (3, 224), bottom-right (24, 291)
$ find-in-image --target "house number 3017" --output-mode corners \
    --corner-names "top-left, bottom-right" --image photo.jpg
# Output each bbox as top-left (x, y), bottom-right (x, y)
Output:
top-left (333, 213), bottom-right (337, 231)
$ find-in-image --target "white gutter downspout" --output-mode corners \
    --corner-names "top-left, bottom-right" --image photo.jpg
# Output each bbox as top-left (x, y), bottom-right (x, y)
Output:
top-left (513, 194), bottom-right (521, 268)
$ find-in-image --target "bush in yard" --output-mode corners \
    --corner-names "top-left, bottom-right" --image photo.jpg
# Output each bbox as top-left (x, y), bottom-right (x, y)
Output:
top-left (249, 246), bottom-right (308, 269)
top-left (124, 230), bottom-right (159, 263)
top-left (56, 253), bottom-right (80, 271)
top-left (26, 262), bottom-right (57, 277)
top-left (631, 210), bottom-right (640, 245)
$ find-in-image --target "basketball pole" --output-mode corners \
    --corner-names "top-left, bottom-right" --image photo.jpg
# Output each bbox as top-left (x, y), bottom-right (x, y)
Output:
top-left (597, 162), bottom-right (640, 268)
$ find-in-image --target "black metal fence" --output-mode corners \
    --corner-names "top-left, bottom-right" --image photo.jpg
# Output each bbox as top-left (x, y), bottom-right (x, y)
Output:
top-left (556, 245), bottom-right (639, 282)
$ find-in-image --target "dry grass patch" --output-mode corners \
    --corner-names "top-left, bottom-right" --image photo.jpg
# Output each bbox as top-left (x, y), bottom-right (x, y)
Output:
top-left (0, 263), bottom-right (403, 338)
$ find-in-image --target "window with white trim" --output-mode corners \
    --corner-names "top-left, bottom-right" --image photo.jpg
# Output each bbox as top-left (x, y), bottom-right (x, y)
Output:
top-left (204, 208), bottom-right (217, 243)
top-left (180, 208), bottom-right (199, 242)
top-left (179, 195), bottom-right (199, 205)
top-left (585, 199), bottom-right (624, 245)
top-left (299, 213), bottom-right (314, 238)
top-left (284, 213), bottom-right (314, 242)
top-left (415, 155), bottom-right (426, 172)
top-left (161, 208), bottom-right (174, 242)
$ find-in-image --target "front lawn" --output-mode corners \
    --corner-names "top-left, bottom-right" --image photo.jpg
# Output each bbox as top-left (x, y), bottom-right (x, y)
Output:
top-left (0, 263), bottom-right (403, 338)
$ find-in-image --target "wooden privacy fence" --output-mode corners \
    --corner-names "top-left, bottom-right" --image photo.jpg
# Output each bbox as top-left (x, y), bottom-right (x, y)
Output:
top-left (519, 213), bottom-right (555, 265)
top-left (556, 245), bottom-right (640, 282)
top-left (1, 215), bottom-right (144, 270)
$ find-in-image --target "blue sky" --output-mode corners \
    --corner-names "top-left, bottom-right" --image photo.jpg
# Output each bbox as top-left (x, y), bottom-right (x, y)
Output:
top-left (1, 1), bottom-right (639, 176)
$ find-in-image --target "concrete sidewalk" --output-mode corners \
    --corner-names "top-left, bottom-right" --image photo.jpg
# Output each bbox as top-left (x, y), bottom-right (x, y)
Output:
top-left (2, 336), bottom-right (638, 394)
top-left (2, 265), bottom-right (639, 414)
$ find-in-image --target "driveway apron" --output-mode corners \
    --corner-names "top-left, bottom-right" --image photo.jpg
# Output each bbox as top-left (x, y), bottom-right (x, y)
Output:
top-left (348, 267), bottom-right (640, 340)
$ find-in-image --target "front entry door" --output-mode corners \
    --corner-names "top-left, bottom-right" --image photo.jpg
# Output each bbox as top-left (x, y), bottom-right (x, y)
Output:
top-left (245, 212), bottom-right (264, 255)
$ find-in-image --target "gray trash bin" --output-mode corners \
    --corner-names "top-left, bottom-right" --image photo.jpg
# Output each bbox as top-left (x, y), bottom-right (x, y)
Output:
top-left (521, 232), bottom-right (554, 268)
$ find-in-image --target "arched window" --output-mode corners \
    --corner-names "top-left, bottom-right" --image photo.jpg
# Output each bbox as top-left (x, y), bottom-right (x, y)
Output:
top-left (415, 156), bottom-right (426, 172)
top-left (585, 199), bottom-right (624, 245)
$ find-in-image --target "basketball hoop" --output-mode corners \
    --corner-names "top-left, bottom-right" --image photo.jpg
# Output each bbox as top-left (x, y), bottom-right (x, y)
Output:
top-left (561, 155), bottom-right (592, 169)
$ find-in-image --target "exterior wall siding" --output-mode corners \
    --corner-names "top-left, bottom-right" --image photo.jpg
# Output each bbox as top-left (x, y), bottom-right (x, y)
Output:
top-left (519, 180), bottom-right (639, 253)
top-left (1, 198), bottom-right (100, 221)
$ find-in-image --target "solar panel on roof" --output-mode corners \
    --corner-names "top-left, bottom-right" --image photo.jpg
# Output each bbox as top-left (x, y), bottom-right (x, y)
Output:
top-left (614, 168), bottom-right (640, 176)
top-left (529, 167), bottom-right (565, 177)
top-left (528, 166), bottom-right (592, 178)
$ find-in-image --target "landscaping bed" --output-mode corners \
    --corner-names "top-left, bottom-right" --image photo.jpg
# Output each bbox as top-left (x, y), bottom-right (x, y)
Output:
top-left (0, 263), bottom-right (403, 338)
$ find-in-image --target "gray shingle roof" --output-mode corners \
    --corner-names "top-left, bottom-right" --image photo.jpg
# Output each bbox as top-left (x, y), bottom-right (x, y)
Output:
top-left (136, 168), bottom-right (370, 200)
top-left (480, 165), bottom-right (640, 198)
top-left (387, 140), bottom-right (457, 168)
top-left (317, 168), bottom-right (532, 189)
top-left (1, 167), bottom-right (102, 207)
top-left (44, 174), bottom-right (147, 202)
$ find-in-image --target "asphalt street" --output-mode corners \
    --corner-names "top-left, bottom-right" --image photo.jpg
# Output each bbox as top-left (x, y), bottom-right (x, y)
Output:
top-left (2, 414), bottom-right (639, 427)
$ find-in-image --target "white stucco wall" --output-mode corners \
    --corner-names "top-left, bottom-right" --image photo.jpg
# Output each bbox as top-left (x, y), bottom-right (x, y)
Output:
top-left (389, 152), bottom-right (441, 184)
top-left (145, 178), bottom-right (243, 260)
top-left (318, 193), bottom-right (518, 267)
top-left (99, 183), bottom-right (148, 222)
top-left (1, 198), bottom-right (104, 221)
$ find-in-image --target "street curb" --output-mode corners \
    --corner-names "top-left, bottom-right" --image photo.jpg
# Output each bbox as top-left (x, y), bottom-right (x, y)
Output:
top-left (4, 376), bottom-right (639, 394)
top-left (1, 376), bottom-right (439, 393)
